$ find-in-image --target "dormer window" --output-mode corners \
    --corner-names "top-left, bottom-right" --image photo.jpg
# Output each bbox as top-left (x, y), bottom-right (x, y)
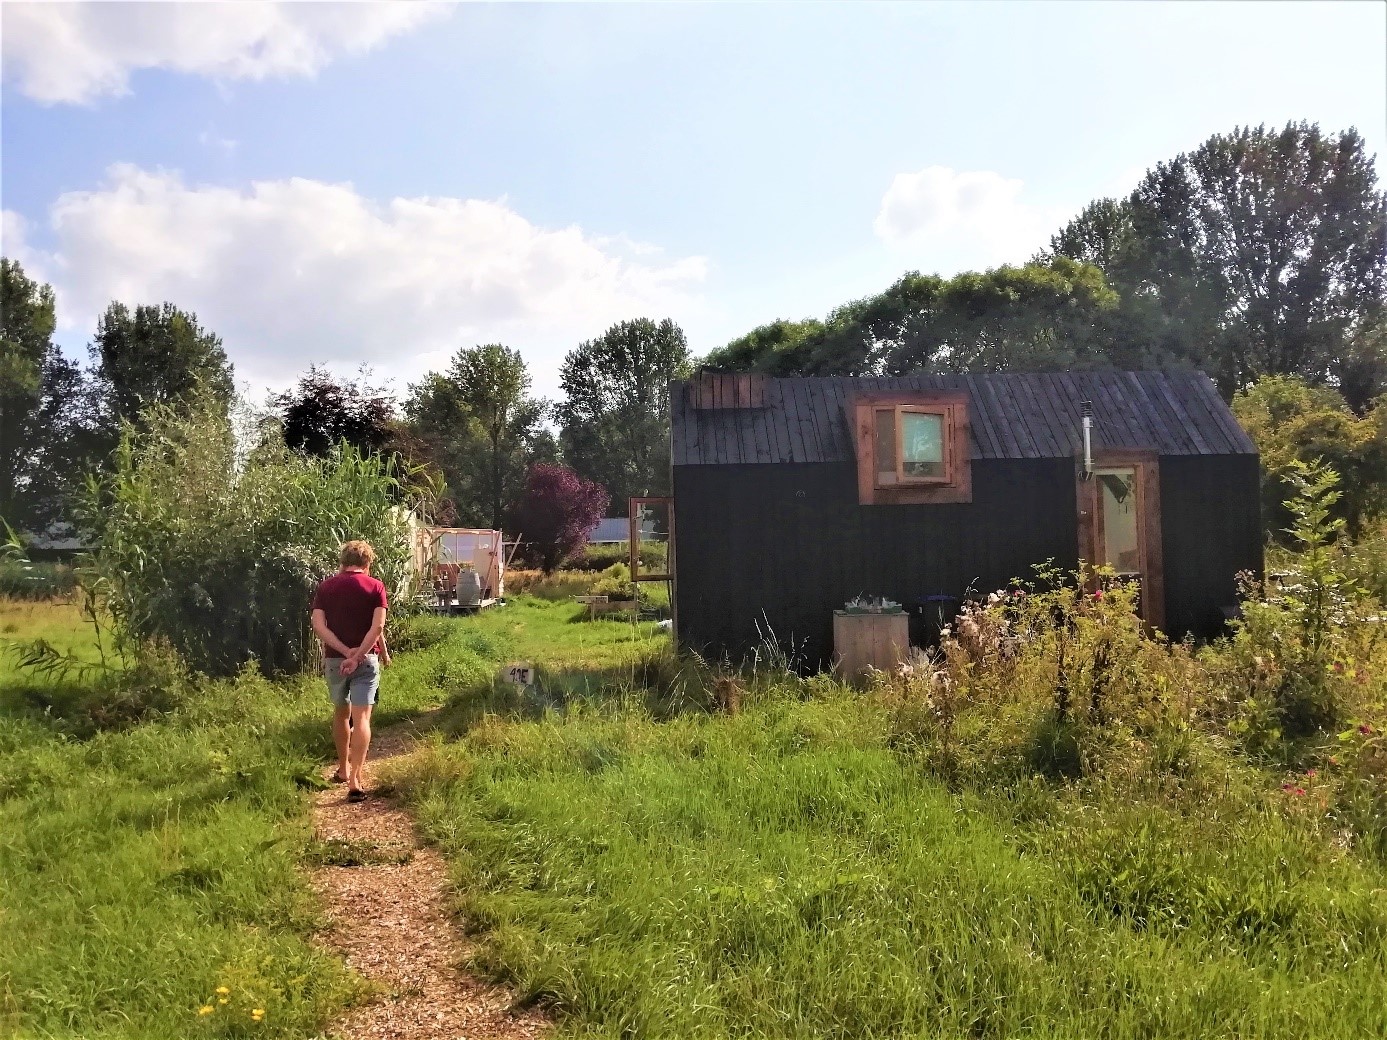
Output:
top-left (874, 406), bottom-right (954, 486)
top-left (852, 393), bottom-right (971, 504)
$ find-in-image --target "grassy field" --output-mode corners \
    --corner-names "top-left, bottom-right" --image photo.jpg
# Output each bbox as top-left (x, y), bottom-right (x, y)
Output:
top-left (5, 592), bottom-right (1386, 1039)
top-left (0, 596), bottom-right (663, 1039)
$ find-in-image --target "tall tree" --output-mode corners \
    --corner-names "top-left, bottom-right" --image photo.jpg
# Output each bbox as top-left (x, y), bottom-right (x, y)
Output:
top-left (557, 318), bottom-right (693, 512)
top-left (703, 260), bottom-right (1133, 377)
top-left (90, 301), bottom-right (235, 433)
top-left (1050, 123), bottom-right (1387, 399)
top-left (270, 366), bottom-right (395, 458)
top-left (0, 259), bottom-right (93, 531)
top-left (403, 345), bottom-right (550, 529)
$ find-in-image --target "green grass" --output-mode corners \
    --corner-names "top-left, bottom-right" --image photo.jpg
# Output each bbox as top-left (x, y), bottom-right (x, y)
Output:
top-left (7, 595), bottom-right (1387, 1039)
top-left (0, 596), bottom-right (662, 1039)
top-left (390, 691), bottom-right (1387, 1039)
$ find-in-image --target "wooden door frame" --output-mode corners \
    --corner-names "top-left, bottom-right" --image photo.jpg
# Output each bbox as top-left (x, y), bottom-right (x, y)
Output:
top-left (1076, 450), bottom-right (1165, 632)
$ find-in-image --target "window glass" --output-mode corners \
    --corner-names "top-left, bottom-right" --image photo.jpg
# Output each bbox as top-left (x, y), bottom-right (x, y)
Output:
top-left (901, 411), bottom-right (945, 479)
top-left (1098, 468), bottom-right (1140, 574)
top-left (874, 409), bottom-right (897, 485)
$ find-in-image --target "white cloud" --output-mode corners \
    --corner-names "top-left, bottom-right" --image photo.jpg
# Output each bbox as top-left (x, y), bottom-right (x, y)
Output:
top-left (873, 165), bottom-right (1064, 271)
top-left (31, 165), bottom-right (707, 398)
top-left (1, 1), bottom-right (449, 105)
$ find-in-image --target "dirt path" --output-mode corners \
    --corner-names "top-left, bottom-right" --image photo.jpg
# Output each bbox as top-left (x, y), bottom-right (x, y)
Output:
top-left (309, 713), bottom-right (547, 1040)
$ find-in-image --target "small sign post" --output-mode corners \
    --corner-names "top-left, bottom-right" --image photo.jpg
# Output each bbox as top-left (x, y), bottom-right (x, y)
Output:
top-left (502, 663), bottom-right (534, 686)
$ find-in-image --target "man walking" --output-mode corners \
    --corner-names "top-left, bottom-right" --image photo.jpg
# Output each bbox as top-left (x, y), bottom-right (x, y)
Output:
top-left (311, 540), bottom-right (390, 802)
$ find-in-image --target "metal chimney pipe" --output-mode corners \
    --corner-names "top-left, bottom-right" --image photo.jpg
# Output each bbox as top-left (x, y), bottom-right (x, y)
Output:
top-left (1081, 400), bottom-right (1093, 479)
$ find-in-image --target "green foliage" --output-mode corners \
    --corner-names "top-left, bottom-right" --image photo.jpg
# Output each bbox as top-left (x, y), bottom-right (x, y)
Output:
top-left (1233, 374), bottom-right (1387, 538)
top-left (403, 344), bottom-right (553, 529)
top-left (84, 399), bottom-right (431, 677)
top-left (589, 562), bottom-right (635, 601)
top-left (1051, 122), bottom-right (1387, 399)
top-left (1204, 462), bottom-right (1365, 742)
top-left (703, 259), bottom-right (1133, 376)
top-left (90, 300), bottom-right (235, 432)
top-left (0, 258), bottom-right (94, 533)
top-left (569, 541), bottom-right (667, 573)
top-left (557, 318), bottom-right (692, 508)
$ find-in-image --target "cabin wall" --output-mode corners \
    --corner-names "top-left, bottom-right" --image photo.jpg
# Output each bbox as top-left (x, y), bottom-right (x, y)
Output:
top-left (673, 453), bottom-right (1263, 668)
top-left (672, 459), bottom-right (1076, 668)
top-left (1158, 453), bottom-right (1263, 638)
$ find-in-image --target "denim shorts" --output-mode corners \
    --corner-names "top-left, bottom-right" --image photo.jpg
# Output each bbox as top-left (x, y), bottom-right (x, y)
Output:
top-left (324, 654), bottom-right (380, 707)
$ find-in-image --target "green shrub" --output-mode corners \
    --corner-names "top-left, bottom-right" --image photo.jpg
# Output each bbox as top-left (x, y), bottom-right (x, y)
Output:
top-left (569, 541), bottom-right (667, 573)
top-left (82, 400), bottom-right (435, 677)
top-left (388, 614), bottom-right (453, 654)
top-left (0, 559), bottom-right (77, 600)
top-left (590, 562), bottom-right (635, 601)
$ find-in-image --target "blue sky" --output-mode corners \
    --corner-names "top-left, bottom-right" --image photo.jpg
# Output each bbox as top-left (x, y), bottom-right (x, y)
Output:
top-left (3, 1), bottom-right (1384, 401)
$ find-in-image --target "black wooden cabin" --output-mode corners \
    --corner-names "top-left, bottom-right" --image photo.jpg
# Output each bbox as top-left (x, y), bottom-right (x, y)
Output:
top-left (666, 371), bottom-right (1262, 669)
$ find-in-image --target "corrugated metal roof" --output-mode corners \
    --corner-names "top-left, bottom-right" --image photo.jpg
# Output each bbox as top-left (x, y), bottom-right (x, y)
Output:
top-left (670, 371), bottom-right (1256, 465)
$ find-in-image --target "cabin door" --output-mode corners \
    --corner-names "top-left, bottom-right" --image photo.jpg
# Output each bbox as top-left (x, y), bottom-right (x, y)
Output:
top-left (1077, 454), bottom-right (1165, 631)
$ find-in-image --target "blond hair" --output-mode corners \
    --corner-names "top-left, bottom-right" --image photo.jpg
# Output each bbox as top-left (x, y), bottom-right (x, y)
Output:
top-left (339, 540), bottom-right (376, 569)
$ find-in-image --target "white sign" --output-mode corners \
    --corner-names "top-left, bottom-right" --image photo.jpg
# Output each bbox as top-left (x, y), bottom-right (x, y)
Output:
top-left (503, 664), bottom-right (534, 686)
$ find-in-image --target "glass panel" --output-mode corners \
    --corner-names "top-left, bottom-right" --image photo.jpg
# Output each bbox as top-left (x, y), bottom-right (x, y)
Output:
top-left (901, 411), bottom-right (945, 480)
top-left (874, 409), bottom-right (897, 485)
top-left (1098, 468), bottom-right (1140, 575)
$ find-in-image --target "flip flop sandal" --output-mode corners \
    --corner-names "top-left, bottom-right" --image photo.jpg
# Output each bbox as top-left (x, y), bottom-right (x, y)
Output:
top-left (331, 772), bottom-right (348, 784)
top-left (347, 789), bottom-right (368, 803)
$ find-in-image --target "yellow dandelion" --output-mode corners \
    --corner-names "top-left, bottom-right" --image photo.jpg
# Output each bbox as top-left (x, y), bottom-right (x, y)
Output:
top-left (217, 997), bottom-right (228, 1005)
top-left (251, 1008), bottom-right (265, 1022)
top-left (215, 986), bottom-right (230, 996)
top-left (198, 1005), bottom-right (215, 1016)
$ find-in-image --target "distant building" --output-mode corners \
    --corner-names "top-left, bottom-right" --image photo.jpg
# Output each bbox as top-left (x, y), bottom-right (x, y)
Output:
top-left (588, 517), bottom-right (655, 545)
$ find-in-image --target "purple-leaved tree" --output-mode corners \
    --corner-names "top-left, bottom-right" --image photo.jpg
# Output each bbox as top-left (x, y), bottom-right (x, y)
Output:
top-left (508, 463), bottom-right (609, 573)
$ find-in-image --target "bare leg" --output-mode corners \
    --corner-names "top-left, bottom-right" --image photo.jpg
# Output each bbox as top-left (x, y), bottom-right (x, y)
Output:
top-left (347, 704), bottom-right (374, 790)
top-left (332, 704), bottom-right (351, 780)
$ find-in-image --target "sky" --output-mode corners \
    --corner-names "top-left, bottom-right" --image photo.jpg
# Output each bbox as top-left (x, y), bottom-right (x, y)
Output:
top-left (2, 1), bottom-right (1385, 404)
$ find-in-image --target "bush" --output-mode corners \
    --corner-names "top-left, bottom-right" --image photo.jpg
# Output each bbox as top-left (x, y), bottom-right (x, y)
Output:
top-left (590, 562), bottom-right (636, 601)
top-left (569, 541), bottom-right (668, 573)
top-left (83, 400), bottom-right (434, 677)
top-left (507, 464), bottom-right (608, 573)
top-left (0, 559), bottom-right (77, 600)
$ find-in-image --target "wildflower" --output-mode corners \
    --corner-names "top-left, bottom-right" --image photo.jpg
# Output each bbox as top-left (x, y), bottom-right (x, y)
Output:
top-left (1281, 782), bottom-right (1294, 792)
top-left (1295, 788), bottom-right (1306, 796)
top-left (1332, 661), bottom-right (1345, 673)
top-left (251, 1008), bottom-right (265, 1022)
top-left (1361, 723), bottom-right (1376, 736)
top-left (1093, 590), bottom-right (1104, 601)
top-left (1329, 756), bottom-right (1340, 767)
top-left (199, 1006), bottom-right (215, 1016)
top-left (218, 998), bottom-right (228, 1005)
top-left (215, 987), bottom-right (230, 996)
top-left (1305, 769), bottom-right (1317, 779)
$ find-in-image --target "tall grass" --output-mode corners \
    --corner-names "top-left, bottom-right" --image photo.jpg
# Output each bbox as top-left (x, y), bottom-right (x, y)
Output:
top-left (0, 597), bottom-right (502, 1039)
top-left (83, 401), bottom-right (434, 676)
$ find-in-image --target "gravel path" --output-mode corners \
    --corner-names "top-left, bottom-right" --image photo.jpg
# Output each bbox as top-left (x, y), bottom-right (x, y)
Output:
top-left (309, 714), bottom-right (548, 1040)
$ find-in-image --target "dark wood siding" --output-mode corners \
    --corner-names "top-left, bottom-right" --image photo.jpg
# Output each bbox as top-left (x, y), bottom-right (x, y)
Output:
top-left (674, 454), bottom-right (1264, 666)
top-left (673, 458), bottom-right (1077, 668)
top-left (1158, 454), bottom-right (1264, 638)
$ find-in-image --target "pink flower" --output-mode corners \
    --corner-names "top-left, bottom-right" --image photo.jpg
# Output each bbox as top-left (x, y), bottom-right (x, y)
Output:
top-left (1294, 788), bottom-right (1306, 796)
top-left (1304, 769), bottom-right (1317, 779)
top-left (1328, 756), bottom-right (1340, 767)
top-left (1361, 724), bottom-right (1376, 736)
top-left (1281, 782), bottom-right (1295, 792)
top-left (1093, 590), bottom-right (1104, 601)
top-left (1332, 661), bottom-right (1345, 673)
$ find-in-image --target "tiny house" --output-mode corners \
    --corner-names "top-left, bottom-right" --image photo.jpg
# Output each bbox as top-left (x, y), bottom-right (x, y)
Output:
top-left (666, 371), bottom-right (1262, 668)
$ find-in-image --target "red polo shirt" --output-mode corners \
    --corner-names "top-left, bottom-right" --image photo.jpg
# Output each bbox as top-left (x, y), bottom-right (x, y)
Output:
top-left (311, 570), bottom-right (387, 657)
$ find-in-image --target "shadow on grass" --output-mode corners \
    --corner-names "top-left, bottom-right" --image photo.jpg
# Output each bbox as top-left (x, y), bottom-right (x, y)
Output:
top-left (434, 649), bottom-right (719, 737)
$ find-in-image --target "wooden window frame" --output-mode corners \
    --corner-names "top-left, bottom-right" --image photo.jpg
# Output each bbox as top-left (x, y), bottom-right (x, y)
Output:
top-left (1076, 450), bottom-right (1164, 632)
top-left (850, 392), bottom-right (972, 505)
top-left (628, 497), bottom-right (674, 582)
